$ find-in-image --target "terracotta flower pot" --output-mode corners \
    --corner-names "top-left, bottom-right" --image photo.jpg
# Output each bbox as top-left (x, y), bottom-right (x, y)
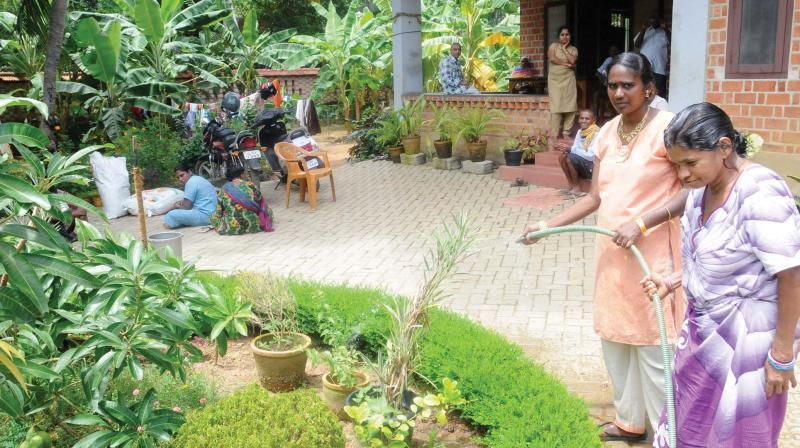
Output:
top-left (467, 141), bottom-right (487, 162)
top-left (433, 140), bottom-right (452, 159)
top-left (250, 332), bottom-right (311, 392)
top-left (388, 146), bottom-right (403, 163)
top-left (322, 370), bottom-right (370, 417)
top-left (401, 136), bottom-right (421, 155)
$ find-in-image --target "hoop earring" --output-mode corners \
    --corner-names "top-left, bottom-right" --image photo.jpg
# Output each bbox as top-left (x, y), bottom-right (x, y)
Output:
top-left (722, 157), bottom-right (736, 170)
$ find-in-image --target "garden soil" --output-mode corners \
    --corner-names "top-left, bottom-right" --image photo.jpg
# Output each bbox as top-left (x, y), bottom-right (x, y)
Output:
top-left (190, 336), bottom-right (482, 448)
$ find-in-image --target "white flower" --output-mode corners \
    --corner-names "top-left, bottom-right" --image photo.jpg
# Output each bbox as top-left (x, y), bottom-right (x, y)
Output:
top-left (745, 133), bottom-right (764, 158)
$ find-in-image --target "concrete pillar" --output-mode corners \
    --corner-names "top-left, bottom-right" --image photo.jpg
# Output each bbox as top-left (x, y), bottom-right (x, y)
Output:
top-left (668, 0), bottom-right (710, 113)
top-left (391, 0), bottom-right (423, 107)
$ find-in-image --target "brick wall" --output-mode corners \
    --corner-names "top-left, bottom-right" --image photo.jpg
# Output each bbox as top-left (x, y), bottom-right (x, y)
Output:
top-left (520, 0), bottom-right (546, 75)
top-left (705, 0), bottom-right (800, 153)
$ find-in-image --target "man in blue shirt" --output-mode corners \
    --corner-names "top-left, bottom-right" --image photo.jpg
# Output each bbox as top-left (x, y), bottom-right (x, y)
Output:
top-left (163, 162), bottom-right (217, 229)
top-left (555, 109), bottom-right (600, 197)
top-left (438, 43), bottom-right (480, 95)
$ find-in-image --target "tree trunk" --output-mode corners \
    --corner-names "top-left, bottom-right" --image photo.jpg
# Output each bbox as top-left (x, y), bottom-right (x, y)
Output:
top-left (41, 0), bottom-right (70, 148)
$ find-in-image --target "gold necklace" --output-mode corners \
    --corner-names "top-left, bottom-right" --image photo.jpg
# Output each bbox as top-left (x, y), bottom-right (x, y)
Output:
top-left (615, 106), bottom-right (651, 163)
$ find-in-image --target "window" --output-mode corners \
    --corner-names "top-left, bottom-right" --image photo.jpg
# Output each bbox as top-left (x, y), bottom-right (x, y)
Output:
top-left (610, 13), bottom-right (624, 29)
top-left (726, 0), bottom-right (793, 78)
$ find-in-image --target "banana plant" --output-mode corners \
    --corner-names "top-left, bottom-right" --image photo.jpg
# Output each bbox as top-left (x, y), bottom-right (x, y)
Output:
top-left (214, 9), bottom-right (305, 93)
top-left (285, 1), bottom-right (392, 128)
top-left (421, 0), bottom-right (519, 92)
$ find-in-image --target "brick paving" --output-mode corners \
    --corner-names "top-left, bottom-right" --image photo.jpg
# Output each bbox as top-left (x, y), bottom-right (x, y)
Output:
top-left (100, 160), bottom-right (799, 447)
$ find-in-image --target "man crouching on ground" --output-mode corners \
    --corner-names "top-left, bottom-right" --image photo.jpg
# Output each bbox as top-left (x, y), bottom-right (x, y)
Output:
top-left (556, 109), bottom-right (600, 197)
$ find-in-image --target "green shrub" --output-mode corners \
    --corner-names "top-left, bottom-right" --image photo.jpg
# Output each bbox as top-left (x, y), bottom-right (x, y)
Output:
top-left (0, 415), bottom-right (28, 448)
top-left (200, 274), bottom-right (601, 447)
top-left (170, 384), bottom-right (345, 448)
top-left (114, 117), bottom-right (182, 188)
top-left (108, 366), bottom-right (219, 413)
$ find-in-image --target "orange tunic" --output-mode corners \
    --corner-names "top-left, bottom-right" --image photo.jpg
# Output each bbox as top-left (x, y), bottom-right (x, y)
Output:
top-left (593, 111), bottom-right (685, 345)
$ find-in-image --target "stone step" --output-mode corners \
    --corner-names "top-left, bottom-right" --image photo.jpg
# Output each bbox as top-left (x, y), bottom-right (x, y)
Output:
top-left (497, 164), bottom-right (590, 191)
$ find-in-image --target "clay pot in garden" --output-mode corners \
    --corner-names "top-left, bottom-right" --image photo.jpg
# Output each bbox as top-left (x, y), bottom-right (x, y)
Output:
top-left (401, 136), bottom-right (421, 155)
top-left (388, 146), bottom-right (403, 163)
top-left (250, 332), bottom-right (311, 392)
top-left (433, 140), bottom-right (452, 159)
top-left (322, 370), bottom-right (370, 417)
top-left (467, 141), bottom-right (487, 162)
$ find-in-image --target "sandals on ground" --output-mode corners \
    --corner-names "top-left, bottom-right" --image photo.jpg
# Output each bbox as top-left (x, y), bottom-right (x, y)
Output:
top-left (597, 422), bottom-right (647, 442)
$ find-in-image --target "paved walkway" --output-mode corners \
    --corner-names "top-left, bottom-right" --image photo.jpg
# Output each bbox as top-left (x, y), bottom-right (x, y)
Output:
top-left (101, 160), bottom-right (799, 447)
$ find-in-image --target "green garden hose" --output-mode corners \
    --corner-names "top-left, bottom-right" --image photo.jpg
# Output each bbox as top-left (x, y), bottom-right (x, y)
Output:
top-left (522, 225), bottom-right (676, 448)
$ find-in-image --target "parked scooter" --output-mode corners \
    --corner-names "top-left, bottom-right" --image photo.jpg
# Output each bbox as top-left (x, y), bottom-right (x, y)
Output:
top-left (255, 83), bottom-right (321, 184)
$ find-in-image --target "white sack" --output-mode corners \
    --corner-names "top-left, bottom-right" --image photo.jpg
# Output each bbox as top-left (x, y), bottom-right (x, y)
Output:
top-left (90, 152), bottom-right (130, 219)
top-left (124, 187), bottom-right (184, 217)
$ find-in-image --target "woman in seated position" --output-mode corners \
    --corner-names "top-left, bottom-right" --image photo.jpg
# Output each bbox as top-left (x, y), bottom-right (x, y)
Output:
top-left (642, 102), bottom-right (800, 447)
top-left (210, 164), bottom-right (274, 235)
top-left (163, 163), bottom-right (217, 229)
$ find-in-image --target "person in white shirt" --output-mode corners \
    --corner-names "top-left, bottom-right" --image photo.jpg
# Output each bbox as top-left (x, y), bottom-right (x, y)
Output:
top-left (596, 45), bottom-right (621, 81)
top-left (555, 109), bottom-right (600, 196)
top-left (634, 14), bottom-right (669, 98)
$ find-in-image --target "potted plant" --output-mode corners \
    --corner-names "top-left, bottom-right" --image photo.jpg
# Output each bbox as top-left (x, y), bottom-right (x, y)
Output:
top-left (453, 107), bottom-right (503, 162)
top-left (399, 97), bottom-right (425, 155)
top-left (344, 215), bottom-right (475, 447)
top-left (371, 110), bottom-right (404, 163)
top-left (311, 346), bottom-right (369, 416)
top-left (503, 136), bottom-right (523, 166)
top-left (521, 130), bottom-right (548, 164)
top-left (239, 272), bottom-right (311, 392)
top-left (424, 103), bottom-right (454, 159)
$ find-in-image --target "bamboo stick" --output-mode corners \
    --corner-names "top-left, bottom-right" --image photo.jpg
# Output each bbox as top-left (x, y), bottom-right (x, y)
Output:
top-left (132, 136), bottom-right (148, 248)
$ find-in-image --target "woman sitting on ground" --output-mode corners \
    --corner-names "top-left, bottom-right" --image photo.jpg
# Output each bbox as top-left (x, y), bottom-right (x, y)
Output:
top-left (642, 102), bottom-right (800, 447)
top-left (209, 164), bottom-right (274, 235)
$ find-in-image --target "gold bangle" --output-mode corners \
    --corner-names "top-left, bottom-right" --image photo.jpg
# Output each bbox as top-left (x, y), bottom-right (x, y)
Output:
top-left (635, 217), bottom-right (648, 235)
top-left (664, 206), bottom-right (672, 221)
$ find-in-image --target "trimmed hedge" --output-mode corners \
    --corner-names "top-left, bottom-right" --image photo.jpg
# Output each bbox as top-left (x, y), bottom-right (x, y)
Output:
top-left (200, 274), bottom-right (601, 447)
top-left (170, 384), bottom-right (344, 448)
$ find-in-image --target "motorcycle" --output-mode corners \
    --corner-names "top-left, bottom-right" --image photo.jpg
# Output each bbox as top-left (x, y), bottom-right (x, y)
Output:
top-left (194, 93), bottom-right (265, 184)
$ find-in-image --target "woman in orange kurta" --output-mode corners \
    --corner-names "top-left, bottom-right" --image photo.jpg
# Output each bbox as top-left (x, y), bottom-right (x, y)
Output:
top-left (522, 52), bottom-right (687, 443)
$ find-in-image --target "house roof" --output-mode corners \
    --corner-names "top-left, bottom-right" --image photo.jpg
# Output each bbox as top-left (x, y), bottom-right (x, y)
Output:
top-left (0, 72), bottom-right (81, 82)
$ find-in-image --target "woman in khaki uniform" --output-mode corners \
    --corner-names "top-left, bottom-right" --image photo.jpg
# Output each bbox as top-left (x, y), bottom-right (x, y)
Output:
top-left (547, 26), bottom-right (578, 140)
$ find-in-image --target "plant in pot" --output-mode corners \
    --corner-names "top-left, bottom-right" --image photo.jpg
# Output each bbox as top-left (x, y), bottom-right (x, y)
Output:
top-left (309, 308), bottom-right (370, 416)
top-left (453, 107), bottom-right (504, 162)
top-left (239, 272), bottom-right (311, 392)
top-left (424, 103), bottom-right (455, 159)
top-left (371, 110), bottom-right (404, 163)
top-left (503, 135), bottom-right (523, 166)
top-left (398, 97), bottom-right (426, 155)
top-left (521, 130), bottom-right (549, 164)
top-left (344, 214), bottom-right (476, 447)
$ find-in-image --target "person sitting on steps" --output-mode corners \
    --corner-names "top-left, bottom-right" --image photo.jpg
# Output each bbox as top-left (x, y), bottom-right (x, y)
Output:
top-left (555, 109), bottom-right (600, 197)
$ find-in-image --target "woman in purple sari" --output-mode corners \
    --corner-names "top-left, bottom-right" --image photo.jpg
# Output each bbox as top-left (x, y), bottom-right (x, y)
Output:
top-left (642, 103), bottom-right (800, 447)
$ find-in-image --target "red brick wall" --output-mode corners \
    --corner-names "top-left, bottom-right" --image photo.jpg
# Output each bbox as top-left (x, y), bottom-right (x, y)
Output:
top-left (520, 0), bottom-right (546, 75)
top-left (705, 0), bottom-right (800, 153)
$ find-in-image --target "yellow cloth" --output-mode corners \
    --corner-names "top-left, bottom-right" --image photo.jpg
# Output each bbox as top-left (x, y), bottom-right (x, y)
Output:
top-left (593, 111), bottom-right (685, 345)
top-left (580, 124), bottom-right (600, 150)
top-left (547, 43), bottom-right (578, 113)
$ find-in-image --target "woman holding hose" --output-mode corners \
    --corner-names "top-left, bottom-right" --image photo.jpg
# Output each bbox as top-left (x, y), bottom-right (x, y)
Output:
top-left (522, 52), bottom-right (688, 442)
top-left (642, 103), bottom-right (800, 447)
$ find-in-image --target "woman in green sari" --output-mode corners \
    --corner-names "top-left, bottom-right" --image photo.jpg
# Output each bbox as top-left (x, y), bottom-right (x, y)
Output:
top-left (209, 165), bottom-right (274, 235)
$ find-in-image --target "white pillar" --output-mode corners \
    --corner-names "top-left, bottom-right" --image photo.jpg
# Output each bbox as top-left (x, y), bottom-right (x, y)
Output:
top-left (391, 0), bottom-right (423, 107)
top-left (668, 0), bottom-right (710, 113)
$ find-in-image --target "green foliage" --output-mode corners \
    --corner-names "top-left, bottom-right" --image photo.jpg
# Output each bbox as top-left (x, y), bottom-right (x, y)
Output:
top-left (369, 109), bottom-right (404, 149)
top-left (236, 271), bottom-right (299, 350)
top-left (789, 175), bottom-right (800, 209)
top-left (0, 415), bottom-right (29, 448)
top-left (0, 98), bottom-right (254, 447)
top-left (398, 97), bottom-right (426, 138)
top-left (176, 131), bottom-right (204, 167)
top-left (309, 305), bottom-right (362, 387)
top-left (235, 0), bottom-right (350, 36)
top-left (108, 366), bottom-right (219, 414)
top-left (113, 117), bottom-right (181, 188)
top-left (170, 384), bottom-right (345, 448)
top-left (345, 109), bottom-right (388, 160)
top-left (345, 378), bottom-right (466, 448)
top-left (453, 107), bottom-right (504, 144)
top-left (425, 103), bottom-right (455, 142)
top-left (201, 273), bottom-right (601, 447)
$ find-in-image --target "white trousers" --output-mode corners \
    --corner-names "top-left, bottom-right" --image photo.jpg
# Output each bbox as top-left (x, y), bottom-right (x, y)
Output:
top-left (601, 339), bottom-right (672, 434)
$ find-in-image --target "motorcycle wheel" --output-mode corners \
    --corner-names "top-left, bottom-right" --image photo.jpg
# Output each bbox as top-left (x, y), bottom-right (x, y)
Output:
top-left (195, 159), bottom-right (225, 186)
